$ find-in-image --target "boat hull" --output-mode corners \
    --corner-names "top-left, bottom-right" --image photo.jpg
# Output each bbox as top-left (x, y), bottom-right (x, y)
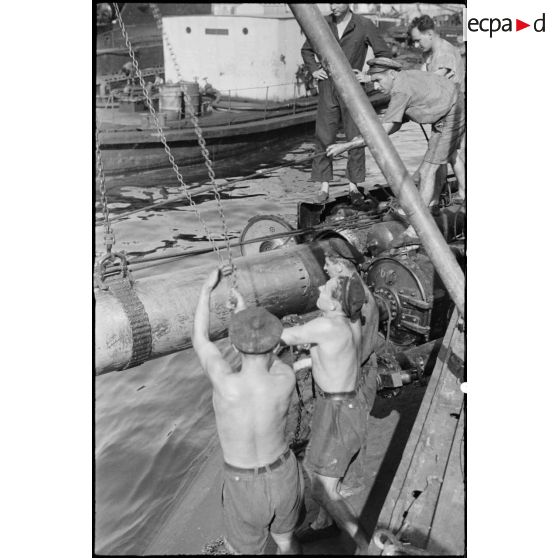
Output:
top-left (98, 112), bottom-right (317, 175)
top-left (97, 93), bottom-right (390, 175)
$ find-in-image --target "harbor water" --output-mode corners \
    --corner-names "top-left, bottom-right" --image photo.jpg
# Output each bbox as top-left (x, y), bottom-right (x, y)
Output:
top-left (95, 125), bottom-right (426, 555)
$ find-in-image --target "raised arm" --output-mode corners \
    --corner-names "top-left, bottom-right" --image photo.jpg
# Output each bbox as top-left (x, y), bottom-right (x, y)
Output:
top-left (281, 316), bottom-right (332, 347)
top-left (192, 269), bottom-right (232, 383)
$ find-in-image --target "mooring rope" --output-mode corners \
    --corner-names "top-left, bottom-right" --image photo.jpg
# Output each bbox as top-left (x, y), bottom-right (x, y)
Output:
top-left (100, 210), bottom-right (387, 277)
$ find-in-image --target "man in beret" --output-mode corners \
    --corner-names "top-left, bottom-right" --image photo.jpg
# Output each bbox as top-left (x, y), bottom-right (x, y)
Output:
top-left (323, 238), bottom-right (378, 370)
top-left (281, 275), bottom-right (369, 553)
top-left (301, 3), bottom-right (391, 204)
top-left (193, 269), bottom-right (304, 555)
top-left (321, 240), bottom-right (379, 498)
top-left (326, 57), bottom-right (465, 213)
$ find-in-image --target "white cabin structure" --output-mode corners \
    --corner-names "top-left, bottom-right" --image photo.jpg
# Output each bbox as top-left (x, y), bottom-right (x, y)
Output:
top-left (162, 13), bottom-right (308, 102)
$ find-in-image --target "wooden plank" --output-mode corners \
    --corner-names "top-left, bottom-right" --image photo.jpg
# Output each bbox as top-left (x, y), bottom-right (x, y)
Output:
top-left (427, 409), bottom-right (465, 555)
top-left (369, 309), bottom-right (464, 555)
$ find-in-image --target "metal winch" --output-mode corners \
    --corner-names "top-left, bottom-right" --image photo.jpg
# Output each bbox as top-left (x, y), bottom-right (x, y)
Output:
top-left (237, 194), bottom-right (462, 349)
top-left (365, 251), bottom-right (451, 346)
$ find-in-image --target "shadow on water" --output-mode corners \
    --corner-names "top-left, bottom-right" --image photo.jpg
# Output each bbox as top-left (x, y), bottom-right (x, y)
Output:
top-left (97, 132), bottom-right (315, 192)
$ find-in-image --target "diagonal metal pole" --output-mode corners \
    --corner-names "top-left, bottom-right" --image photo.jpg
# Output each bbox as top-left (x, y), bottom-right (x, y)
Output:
top-left (289, 4), bottom-right (464, 315)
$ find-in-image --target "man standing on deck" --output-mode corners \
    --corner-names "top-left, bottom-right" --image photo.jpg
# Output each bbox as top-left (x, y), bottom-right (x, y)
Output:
top-left (301, 3), bottom-right (391, 204)
top-left (281, 275), bottom-right (369, 554)
top-left (326, 58), bottom-right (465, 218)
top-left (193, 269), bottom-right (304, 555)
top-left (409, 15), bottom-right (466, 201)
top-left (409, 15), bottom-right (464, 87)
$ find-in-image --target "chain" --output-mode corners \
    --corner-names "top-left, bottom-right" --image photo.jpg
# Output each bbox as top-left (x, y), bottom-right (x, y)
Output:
top-left (112, 4), bottom-right (225, 266)
top-left (96, 118), bottom-right (114, 254)
top-left (292, 366), bottom-right (312, 447)
top-left (148, 3), bottom-right (237, 290)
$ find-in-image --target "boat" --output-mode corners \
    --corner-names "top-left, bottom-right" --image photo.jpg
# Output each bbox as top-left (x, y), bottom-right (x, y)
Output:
top-left (97, 90), bottom-right (389, 176)
top-left (96, 7), bottom-right (391, 175)
top-left (95, 4), bottom-right (465, 554)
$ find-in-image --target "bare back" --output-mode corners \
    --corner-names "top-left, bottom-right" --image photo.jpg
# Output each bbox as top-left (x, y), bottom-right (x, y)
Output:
top-left (212, 358), bottom-right (295, 468)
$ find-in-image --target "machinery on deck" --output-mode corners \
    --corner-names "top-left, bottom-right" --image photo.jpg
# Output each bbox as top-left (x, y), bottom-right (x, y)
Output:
top-left (237, 190), bottom-right (465, 399)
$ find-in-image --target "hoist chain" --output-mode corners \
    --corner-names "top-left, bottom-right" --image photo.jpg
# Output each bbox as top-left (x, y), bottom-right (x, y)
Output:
top-left (112, 3), bottom-right (226, 268)
top-left (292, 368), bottom-right (312, 446)
top-left (148, 3), bottom-right (237, 290)
top-left (95, 119), bottom-right (114, 253)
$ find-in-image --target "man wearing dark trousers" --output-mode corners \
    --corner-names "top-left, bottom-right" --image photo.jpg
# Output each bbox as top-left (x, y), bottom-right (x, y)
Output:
top-left (301, 3), bottom-right (391, 203)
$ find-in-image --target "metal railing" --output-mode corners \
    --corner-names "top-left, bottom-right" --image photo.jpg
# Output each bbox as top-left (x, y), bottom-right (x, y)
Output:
top-left (203, 81), bottom-right (306, 126)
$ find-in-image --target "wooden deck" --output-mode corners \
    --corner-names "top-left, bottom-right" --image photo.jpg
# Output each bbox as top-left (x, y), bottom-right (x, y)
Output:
top-left (368, 309), bottom-right (464, 555)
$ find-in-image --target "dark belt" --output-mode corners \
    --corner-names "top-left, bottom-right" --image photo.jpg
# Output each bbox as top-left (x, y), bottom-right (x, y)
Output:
top-left (224, 448), bottom-right (291, 475)
top-left (319, 389), bottom-right (357, 401)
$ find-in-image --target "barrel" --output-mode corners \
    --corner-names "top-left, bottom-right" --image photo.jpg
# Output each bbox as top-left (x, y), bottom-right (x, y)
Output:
top-left (182, 81), bottom-right (201, 116)
top-left (159, 82), bottom-right (200, 119)
top-left (159, 84), bottom-right (182, 120)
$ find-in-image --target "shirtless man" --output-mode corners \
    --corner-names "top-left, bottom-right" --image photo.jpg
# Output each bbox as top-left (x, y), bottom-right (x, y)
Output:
top-left (193, 269), bottom-right (304, 555)
top-left (281, 275), bottom-right (369, 554)
top-left (323, 238), bottom-right (379, 372)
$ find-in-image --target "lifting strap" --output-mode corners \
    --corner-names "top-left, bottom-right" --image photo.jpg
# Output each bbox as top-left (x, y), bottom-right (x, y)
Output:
top-left (96, 252), bottom-right (153, 370)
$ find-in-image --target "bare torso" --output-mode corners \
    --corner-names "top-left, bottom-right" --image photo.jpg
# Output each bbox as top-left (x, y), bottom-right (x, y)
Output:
top-left (309, 315), bottom-right (360, 393)
top-left (212, 358), bottom-right (295, 468)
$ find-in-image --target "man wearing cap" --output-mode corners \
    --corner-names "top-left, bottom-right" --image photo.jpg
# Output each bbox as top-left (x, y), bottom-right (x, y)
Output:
top-left (193, 269), bottom-right (304, 555)
top-left (301, 3), bottom-right (391, 204)
top-left (325, 57), bottom-right (465, 212)
top-left (323, 238), bottom-right (378, 373)
top-left (281, 275), bottom-right (369, 553)
top-left (322, 240), bottom-right (379, 499)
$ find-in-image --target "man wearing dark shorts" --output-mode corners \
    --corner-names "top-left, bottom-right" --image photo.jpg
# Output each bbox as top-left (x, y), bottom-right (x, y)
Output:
top-left (193, 269), bottom-right (303, 554)
top-left (281, 275), bottom-right (369, 554)
top-left (326, 57), bottom-right (465, 212)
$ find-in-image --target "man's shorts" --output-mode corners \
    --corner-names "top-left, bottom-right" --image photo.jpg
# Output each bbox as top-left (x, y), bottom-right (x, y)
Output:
top-left (424, 91), bottom-right (465, 165)
top-left (222, 449), bottom-right (304, 554)
top-left (305, 389), bottom-right (368, 478)
top-left (360, 356), bottom-right (378, 412)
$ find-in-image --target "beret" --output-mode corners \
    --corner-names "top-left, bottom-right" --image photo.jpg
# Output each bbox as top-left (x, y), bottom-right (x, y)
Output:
top-left (338, 273), bottom-right (366, 321)
top-left (229, 307), bottom-right (283, 354)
